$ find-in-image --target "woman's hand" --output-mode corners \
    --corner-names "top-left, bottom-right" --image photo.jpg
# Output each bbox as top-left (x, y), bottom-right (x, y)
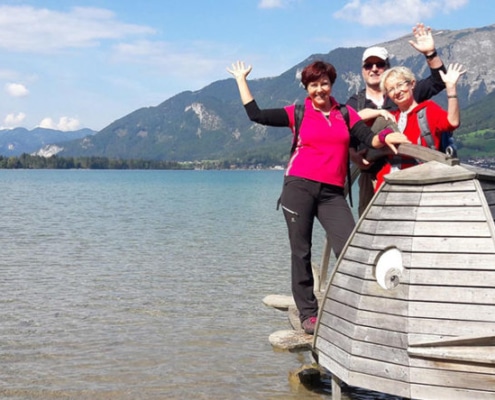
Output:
top-left (226, 61), bottom-right (255, 105)
top-left (384, 132), bottom-right (411, 154)
top-left (439, 63), bottom-right (467, 88)
top-left (227, 61), bottom-right (252, 80)
top-left (349, 147), bottom-right (372, 170)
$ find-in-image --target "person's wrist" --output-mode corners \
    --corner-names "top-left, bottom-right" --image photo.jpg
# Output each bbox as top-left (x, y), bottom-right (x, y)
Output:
top-left (378, 128), bottom-right (394, 144)
top-left (425, 49), bottom-right (437, 60)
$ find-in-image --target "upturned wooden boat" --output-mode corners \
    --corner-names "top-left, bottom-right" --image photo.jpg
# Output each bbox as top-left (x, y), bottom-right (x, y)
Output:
top-left (313, 144), bottom-right (495, 400)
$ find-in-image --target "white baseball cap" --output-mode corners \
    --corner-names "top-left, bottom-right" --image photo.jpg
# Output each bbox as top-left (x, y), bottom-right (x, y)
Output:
top-left (362, 46), bottom-right (389, 62)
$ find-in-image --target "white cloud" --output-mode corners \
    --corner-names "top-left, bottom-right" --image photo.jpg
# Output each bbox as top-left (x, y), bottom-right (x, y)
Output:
top-left (112, 39), bottom-right (231, 85)
top-left (333, 0), bottom-right (469, 26)
top-left (0, 5), bottom-right (155, 53)
top-left (4, 112), bottom-right (26, 127)
top-left (258, 0), bottom-right (284, 8)
top-left (5, 83), bottom-right (29, 97)
top-left (39, 116), bottom-right (81, 131)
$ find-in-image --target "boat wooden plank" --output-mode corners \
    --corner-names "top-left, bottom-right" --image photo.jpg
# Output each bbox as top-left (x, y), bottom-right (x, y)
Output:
top-left (352, 234), bottom-right (495, 254)
top-left (373, 191), bottom-right (422, 206)
top-left (332, 271), bottom-right (409, 299)
top-left (358, 220), bottom-right (491, 237)
top-left (381, 179), bottom-right (476, 192)
top-left (366, 205), bottom-right (418, 220)
top-left (321, 313), bottom-right (407, 348)
top-left (342, 245), bottom-right (380, 264)
top-left (407, 284), bottom-right (495, 304)
top-left (409, 301), bottom-right (495, 321)
top-left (408, 269), bottom-right (495, 286)
top-left (351, 232), bottom-right (413, 250)
top-left (317, 324), bottom-right (353, 354)
top-left (410, 354), bottom-right (495, 374)
top-left (339, 277), bottom-right (495, 304)
top-left (374, 191), bottom-right (481, 207)
top-left (422, 180), bottom-right (477, 192)
top-left (357, 219), bottom-right (416, 236)
top-left (408, 318), bottom-right (495, 338)
top-left (332, 259), bottom-right (374, 280)
top-left (328, 286), bottom-right (408, 316)
top-left (409, 365), bottom-right (495, 392)
top-left (412, 220), bottom-right (491, 236)
top-left (411, 236), bottom-right (495, 253)
top-left (367, 205), bottom-right (487, 221)
top-left (351, 340), bottom-right (409, 365)
top-left (330, 274), bottom-right (495, 304)
top-left (419, 191), bottom-right (481, 206)
top-left (415, 205), bottom-right (487, 221)
top-left (346, 369), bottom-right (410, 399)
top-left (317, 352), bottom-right (349, 383)
top-left (317, 336), bottom-right (351, 371)
top-left (410, 252), bottom-right (495, 269)
top-left (412, 384), bottom-right (495, 400)
top-left (318, 336), bottom-right (411, 394)
top-left (407, 345), bottom-right (495, 364)
top-left (348, 357), bottom-right (410, 390)
top-left (384, 161), bottom-right (475, 184)
top-left (322, 302), bottom-right (408, 332)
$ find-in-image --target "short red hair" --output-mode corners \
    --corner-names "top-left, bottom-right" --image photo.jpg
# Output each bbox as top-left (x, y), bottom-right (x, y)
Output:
top-left (301, 61), bottom-right (337, 88)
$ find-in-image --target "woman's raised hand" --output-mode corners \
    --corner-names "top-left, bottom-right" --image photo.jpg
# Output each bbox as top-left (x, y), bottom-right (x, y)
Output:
top-left (227, 61), bottom-right (252, 80)
top-left (440, 63), bottom-right (467, 87)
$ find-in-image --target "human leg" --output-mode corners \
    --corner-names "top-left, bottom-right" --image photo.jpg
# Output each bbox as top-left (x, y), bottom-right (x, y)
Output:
top-left (358, 172), bottom-right (375, 217)
top-left (317, 185), bottom-right (356, 260)
top-left (280, 177), bottom-right (319, 325)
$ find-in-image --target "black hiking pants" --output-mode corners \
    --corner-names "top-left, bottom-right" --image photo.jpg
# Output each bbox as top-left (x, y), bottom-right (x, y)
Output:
top-left (280, 176), bottom-right (355, 323)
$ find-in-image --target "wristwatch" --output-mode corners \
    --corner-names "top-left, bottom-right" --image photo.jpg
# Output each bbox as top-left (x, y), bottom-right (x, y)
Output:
top-left (425, 50), bottom-right (437, 60)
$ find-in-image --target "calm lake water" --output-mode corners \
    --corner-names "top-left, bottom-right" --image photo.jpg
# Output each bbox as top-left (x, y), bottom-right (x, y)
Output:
top-left (0, 169), bottom-right (403, 400)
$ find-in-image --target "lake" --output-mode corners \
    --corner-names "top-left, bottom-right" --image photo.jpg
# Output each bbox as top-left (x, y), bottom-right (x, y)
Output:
top-left (0, 169), bottom-right (402, 400)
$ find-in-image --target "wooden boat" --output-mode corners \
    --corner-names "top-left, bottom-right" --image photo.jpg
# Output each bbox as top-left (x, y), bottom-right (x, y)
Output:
top-left (313, 144), bottom-right (495, 399)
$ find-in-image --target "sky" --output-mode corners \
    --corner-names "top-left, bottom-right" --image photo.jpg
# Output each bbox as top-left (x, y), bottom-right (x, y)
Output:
top-left (0, 0), bottom-right (493, 132)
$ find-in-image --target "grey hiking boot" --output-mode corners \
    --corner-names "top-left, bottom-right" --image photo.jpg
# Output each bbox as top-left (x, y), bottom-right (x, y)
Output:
top-left (301, 316), bottom-right (317, 335)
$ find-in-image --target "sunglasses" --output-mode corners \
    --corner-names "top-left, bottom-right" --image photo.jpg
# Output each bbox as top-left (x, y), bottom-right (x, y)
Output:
top-left (363, 61), bottom-right (388, 70)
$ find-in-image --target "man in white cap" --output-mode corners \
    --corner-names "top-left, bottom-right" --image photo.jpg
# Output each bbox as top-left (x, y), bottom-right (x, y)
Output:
top-left (347, 23), bottom-right (446, 216)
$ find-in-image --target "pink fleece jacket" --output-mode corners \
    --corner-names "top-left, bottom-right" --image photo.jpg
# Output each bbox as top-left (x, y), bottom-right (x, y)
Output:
top-left (284, 97), bottom-right (361, 187)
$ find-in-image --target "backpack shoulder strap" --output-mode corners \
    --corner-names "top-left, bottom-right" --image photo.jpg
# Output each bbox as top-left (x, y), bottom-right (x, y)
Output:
top-left (417, 107), bottom-right (435, 149)
top-left (357, 90), bottom-right (366, 111)
top-left (290, 103), bottom-right (305, 155)
top-left (339, 103), bottom-right (350, 127)
top-left (339, 104), bottom-right (353, 208)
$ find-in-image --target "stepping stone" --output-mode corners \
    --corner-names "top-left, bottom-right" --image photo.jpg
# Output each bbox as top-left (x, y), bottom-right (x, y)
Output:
top-left (262, 294), bottom-right (295, 311)
top-left (268, 329), bottom-right (313, 351)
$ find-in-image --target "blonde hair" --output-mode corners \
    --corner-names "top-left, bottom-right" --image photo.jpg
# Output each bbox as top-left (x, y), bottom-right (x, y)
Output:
top-left (380, 66), bottom-right (416, 93)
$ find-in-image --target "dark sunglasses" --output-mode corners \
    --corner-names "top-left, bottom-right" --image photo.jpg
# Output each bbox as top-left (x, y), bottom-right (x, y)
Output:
top-left (363, 61), bottom-right (388, 70)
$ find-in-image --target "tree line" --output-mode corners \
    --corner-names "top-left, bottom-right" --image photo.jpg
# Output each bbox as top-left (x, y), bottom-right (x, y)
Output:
top-left (0, 154), bottom-right (193, 170)
top-left (0, 153), bottom-right (265, 170)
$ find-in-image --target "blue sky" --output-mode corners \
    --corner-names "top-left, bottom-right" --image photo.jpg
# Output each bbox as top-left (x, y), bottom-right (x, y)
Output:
top-left (0, 0), bottom-right (493, 132)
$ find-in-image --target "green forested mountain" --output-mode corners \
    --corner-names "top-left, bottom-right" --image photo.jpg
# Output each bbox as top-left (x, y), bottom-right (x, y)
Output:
top-left (49, 24), bottom-right (495, 165)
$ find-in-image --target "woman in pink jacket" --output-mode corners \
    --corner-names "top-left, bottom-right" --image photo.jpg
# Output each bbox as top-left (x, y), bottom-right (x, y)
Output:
top-left (227, 60), bottom-right (409, 334)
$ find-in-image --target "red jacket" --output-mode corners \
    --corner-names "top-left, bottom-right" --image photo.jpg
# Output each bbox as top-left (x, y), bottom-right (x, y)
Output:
top-left (375, 100), bottom-right (455, 190)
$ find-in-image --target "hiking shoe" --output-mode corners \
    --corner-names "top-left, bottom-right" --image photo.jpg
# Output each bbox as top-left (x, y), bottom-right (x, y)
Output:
top-left (302, 316), bottom-right (317, 335)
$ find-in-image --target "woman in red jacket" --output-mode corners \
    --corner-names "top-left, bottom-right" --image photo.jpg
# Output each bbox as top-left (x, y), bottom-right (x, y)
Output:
top-left (375, 63), bottom-right (466, 190)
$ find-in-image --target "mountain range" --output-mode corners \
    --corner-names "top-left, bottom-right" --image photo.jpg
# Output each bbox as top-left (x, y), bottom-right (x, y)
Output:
top-left (0, 127), bottom-right (96, 157)
top-left (6, 23), bottom-right (495, 163)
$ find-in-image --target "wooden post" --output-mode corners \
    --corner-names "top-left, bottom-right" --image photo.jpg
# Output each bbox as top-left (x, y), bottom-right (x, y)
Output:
top-left (332, 374), bottom-right (342, 400)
